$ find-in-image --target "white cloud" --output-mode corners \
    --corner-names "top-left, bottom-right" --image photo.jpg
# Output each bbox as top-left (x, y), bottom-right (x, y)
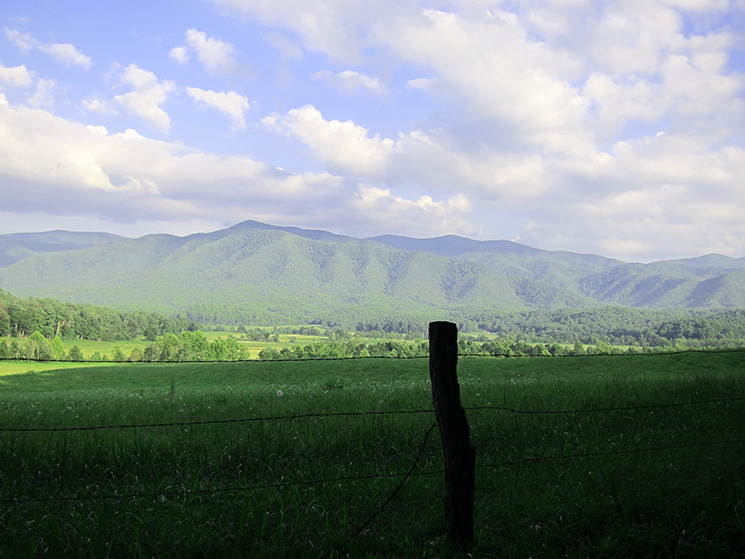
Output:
top-left (186, 87), bottom-right (250, 129)
top-left (311, 70), bottom-right (386, 94)
top-left (0, 97), bottom-right (469, 240)
top-left (405, 77), bottom-right (435, 90)
top-left (351, 187), bottom-right (473, 238)
top-left (0, 64), bottom-right (33, 87)
top-left (208, 0), bottom-right (388, 62)
top-left (113, 64), bottom-right (175, 134)
top-left (82, 97), bottom-right (115, 114)
top-left (263, 31), bottom-right (303, 60)
top-left (184, 29), bottom-right (236, 73)
top-left (26, 78), bottom-right (55, 108)
top-left (3, 27), bottom-right (37, 53)
top-left (169, 46), bottom-right (190, 64)
top-left (2, 1), bottom-right (744, 260)
top-left (263, 105), bottom-right (394, 175)
top-left (382, 9), bottom-right (589, 148)
top-left (38, 42), bottom-right (92, 69)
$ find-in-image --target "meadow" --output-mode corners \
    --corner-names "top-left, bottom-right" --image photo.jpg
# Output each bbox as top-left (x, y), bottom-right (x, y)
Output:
top-left (1, 352), bottom-right (744, 558)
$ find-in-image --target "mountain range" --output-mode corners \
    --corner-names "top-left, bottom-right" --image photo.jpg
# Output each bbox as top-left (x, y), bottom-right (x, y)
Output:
top-left (1, 220), bottom-right (744, 326)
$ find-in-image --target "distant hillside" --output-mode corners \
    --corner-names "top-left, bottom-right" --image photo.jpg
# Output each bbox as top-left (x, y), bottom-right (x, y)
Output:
top-left (0, 230), bottom-right (126, 267)
top-left (0, 220), bottom-right (743, 326)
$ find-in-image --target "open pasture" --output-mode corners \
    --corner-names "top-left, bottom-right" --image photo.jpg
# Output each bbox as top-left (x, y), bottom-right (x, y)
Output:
top-left (1, 352), bottom-right (744, 557)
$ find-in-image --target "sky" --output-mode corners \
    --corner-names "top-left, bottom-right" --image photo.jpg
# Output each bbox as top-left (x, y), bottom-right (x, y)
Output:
top-left (1, 0), bottom-right (744, 262)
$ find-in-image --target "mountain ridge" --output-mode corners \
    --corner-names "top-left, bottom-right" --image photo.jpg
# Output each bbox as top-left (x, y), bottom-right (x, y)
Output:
top-left (0, 220), bottom-right (743, 326)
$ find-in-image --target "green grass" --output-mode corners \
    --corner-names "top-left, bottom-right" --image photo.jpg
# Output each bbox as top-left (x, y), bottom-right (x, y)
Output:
top-left (0, 360), bottom-right (122, 377)
top-left (1, 352), bottom-right (744, 557)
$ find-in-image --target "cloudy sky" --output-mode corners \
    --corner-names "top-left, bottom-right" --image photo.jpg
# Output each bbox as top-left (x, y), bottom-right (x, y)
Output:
top-left (1, 0), bottom-right (744, 261)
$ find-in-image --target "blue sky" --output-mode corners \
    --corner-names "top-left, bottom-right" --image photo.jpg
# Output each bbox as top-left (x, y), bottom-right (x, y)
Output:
top-left (1, 0), bottom-right (744, 261)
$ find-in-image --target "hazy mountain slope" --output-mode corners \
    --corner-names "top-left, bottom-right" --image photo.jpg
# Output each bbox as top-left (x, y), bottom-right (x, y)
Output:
top-left (367, 234), bottom-right (543, 258)
top-left (579, 264), bottom-right (701, 307)
top-left (686, 270), bottom-right (745, 307)
top-left (0, 227), bottom-right (530, 323)
top-left (0, 230), bottom-right (126, 267)
top-left (0, 220), bottom-right (743, 325)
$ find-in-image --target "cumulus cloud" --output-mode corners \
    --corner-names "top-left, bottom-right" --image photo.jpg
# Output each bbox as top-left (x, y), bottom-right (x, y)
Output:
top-left (208, 0), bottom-right (386, 62)
top-left (169, 46), bottom-right (190, 64)
top-left (4, 27), bottom-right (37, 53)
top-left (2, 1), bottom-right (744, 260)
top-left (263, 105), bottom-right (395, 175)
top-left (113, 65), bottom-right (175, 134)
top-left (26, 78), bottom-right (55, 108)
top-left (350, 187), bottom-right (473, 238)
top-left (183, 29), bottom-right (236, 73)
top-left (311, 70), bottom-right (386, 94)
top-left (0, 97), bottom-right (469, 241)
top-left (38, 42), bottom-right (92, 69)
top-left (186, 87), bottom-right (250, 129)
top-left (0, 64), bottom-right (33, 87)
top-left (263, 31), bottom-right (303, 60)
top-left (82, 97), bottom-right (115, 114)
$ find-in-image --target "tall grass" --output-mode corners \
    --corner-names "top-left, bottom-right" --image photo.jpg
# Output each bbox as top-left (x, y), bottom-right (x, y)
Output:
top-left (1, 352), bottom-right (744, 557)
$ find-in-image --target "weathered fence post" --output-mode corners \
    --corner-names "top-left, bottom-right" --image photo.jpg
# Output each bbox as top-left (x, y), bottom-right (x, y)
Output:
top-left (429, 321), bottom-right (475, 550)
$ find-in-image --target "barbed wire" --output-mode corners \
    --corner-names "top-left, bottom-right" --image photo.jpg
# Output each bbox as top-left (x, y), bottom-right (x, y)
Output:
top-left (478, 437), bottom-right (745, 470)
top-left (1, 424), bottom-right (442, 508)
top-left (0, 408), bottom-right (435, 433)
top-left (354, 423), bottom-right (438, 537)
top-left (5, 436), bottom-right (742, 506)
top-left (466, 395), bottom-right (745, 415)
top-left (3, 395), bottom-right (744, 433)
top-left (1, 346), bottom-right (744, 366)
top-left (0, 469), bottom-right (445, 505)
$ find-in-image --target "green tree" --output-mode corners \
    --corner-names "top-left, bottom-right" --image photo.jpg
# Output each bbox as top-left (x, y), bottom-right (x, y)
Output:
top-left (209, 338), bottom-right (228, 361)
top-left (112, 346), bottom-right (125, 362)
top-left (259, 347), bottom-right (278, 360)
top-left (68, 345), bottom-right (84, 361)
top-left (50, 336), bottom-right (65, 360)
top-left (180, 331), bottom-right (209, 361)
top-left (28, 331), bottom-right (53, 361)
top-left (9, 340), bottom-right (23, 359)
top-left (143, 344), bottom-right (159, 362)
top-left (0, 306), bottom-right (10, 337)
top-left (158, 333), bottom-right (181, 361)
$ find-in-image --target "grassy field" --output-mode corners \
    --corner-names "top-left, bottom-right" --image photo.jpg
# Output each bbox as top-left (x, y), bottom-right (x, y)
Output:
top-left (1, 351), bottom-right (744, 557)
top-left (0, 360), bottom-right (122, 377)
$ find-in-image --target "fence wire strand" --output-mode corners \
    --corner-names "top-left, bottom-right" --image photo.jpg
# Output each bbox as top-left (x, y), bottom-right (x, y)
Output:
top-left (2, 346), bottom-right (743, 367)
top-left (1, 469), bottom-right (446, 505)
top-left (0, 408), bottom-right (435, 433)
top-left (4, 395), bottom-right (744, 433)
top-left (478, 437), bottom-right (745, 470)
top-left (3, 349), bottom-right (745, 522)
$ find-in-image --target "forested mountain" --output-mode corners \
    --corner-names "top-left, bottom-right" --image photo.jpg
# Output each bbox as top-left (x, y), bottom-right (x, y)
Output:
top-left (0, 230), bottom-right (126, 267)
top-left (0, 220), bottom-right (744, 327)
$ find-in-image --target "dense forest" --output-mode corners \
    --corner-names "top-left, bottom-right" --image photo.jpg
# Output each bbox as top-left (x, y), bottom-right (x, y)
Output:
top-left (2, 290), bottom-right (745, 361)
top-left (0, 289), bottom-right (201, 341)
top-left (454, 307), bottom-right (745, 346)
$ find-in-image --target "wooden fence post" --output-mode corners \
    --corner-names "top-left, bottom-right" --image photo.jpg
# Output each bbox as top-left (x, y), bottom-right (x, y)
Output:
top-left (429, 321), bottom-right (475, 550)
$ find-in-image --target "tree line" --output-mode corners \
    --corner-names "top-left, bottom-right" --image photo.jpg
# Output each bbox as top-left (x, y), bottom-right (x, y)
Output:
top-left (454, 307), bottom-right (745, 347)
top-left (0, 290), bottom-right (201, 341)
top-left (0, 290), bottom-right (745, 359)
top-left (2, 328), bottom-right (743, 364)
top-left (0, 331), bottom-right (250, 362)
